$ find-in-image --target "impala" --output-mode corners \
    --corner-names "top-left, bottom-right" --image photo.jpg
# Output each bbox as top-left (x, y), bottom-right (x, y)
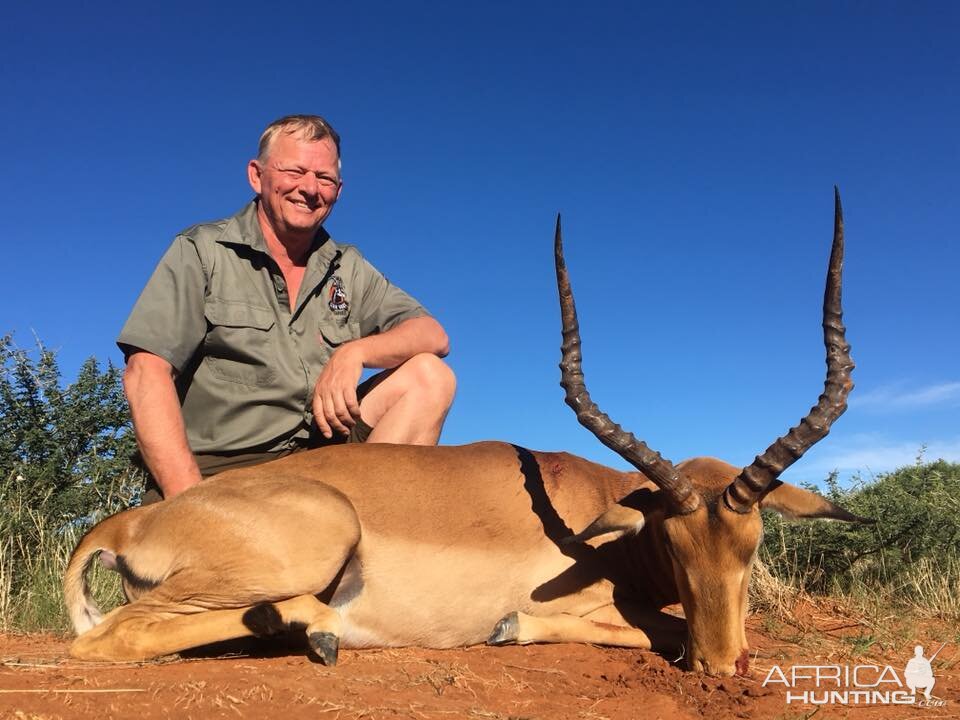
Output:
top-left (65, 189), bottom-right (866, 675)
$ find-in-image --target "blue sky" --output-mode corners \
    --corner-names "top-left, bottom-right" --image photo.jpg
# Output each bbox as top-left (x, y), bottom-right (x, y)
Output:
top-left (2, 2), bottom-right (957, 486)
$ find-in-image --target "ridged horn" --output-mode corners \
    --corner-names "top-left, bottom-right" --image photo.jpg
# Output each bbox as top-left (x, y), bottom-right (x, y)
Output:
top-left (555, 215), bottom-right (700, 514)
top-left (724, 188), bottom-right (855, 513)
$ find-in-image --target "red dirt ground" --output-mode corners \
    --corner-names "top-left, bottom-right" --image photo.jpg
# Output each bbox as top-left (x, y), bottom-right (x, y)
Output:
top-left (1, 603), bottom-right (957, 719)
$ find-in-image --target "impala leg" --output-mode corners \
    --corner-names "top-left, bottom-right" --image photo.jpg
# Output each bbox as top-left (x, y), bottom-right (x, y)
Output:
top-left (589, 602), bottom-right (687, 652)
top-left (488, 610), bottom-right (653, 649)
top-left (241, 594), bottom-right (342, 665)
top-left (71, 594), bottom-right (342, 665)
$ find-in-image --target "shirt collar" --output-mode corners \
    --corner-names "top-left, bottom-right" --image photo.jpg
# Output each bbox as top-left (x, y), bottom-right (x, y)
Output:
top-left (217, 199), bottom-right (340, 264)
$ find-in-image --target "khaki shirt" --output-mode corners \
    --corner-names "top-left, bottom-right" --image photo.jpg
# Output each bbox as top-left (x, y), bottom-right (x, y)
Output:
top-left (118, 201), bottom-right (428, 454)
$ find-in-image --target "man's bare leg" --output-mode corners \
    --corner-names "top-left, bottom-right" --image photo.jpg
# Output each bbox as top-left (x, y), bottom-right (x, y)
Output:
top-left (359, 353), bottom-right (456, 444)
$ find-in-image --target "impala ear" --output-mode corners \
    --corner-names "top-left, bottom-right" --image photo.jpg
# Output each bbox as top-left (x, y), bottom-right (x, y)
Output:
top-left (759, 480), bottom-right (874, 523)
top-left (562, 489), bottom-right (664, 544)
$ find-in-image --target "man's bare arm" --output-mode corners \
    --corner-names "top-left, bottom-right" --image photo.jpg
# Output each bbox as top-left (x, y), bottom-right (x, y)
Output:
top-left (124, 351), bottom-right (203, 499)
top-left (353, 315), bottom-right (450, 367)
top-left (313, 316), bottom-right (449, 438)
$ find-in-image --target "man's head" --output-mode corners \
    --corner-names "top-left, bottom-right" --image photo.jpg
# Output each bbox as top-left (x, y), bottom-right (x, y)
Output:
top-left (248, 114), bottom-right (343, 245)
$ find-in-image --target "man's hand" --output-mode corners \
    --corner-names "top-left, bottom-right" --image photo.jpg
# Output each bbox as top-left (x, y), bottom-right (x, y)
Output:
top-left (313, 342), bottom-right (365, 438)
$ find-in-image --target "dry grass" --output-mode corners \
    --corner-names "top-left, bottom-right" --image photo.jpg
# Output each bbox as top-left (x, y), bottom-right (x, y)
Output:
top-left (750, 530), bottom-right (960, 662)
top-left (0, 477), bottom-right (124, 633)
top-left (749, 559), bottom-right (801, 619)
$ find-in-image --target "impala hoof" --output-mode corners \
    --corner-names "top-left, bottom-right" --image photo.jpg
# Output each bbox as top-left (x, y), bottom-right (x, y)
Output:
top-left (308, 631), bottom-right (339, 666)
top-left (487, 612), bottom-right (520, 645)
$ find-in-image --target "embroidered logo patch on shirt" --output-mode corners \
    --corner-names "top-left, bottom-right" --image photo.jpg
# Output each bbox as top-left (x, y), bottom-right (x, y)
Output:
top-left (328, 275), bottom-right (349, 315)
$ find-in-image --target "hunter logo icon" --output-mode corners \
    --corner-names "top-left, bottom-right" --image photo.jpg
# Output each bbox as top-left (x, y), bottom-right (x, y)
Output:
top-left (328, 275), bottom-right (349, 315)
top-left (905, 643), bottom-right (943, 702)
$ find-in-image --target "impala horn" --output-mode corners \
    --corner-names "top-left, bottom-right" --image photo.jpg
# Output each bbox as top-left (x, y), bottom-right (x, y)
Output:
top-left (555, 215), bottom-right (700, 514)
top-left (724, 188), bottom-right (855, 513)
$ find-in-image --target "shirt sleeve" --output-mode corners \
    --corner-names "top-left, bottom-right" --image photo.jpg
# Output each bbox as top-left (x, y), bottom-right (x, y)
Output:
top-left (352, 254), bottom-right (430, 337)
top-left (117, 236), bottom-right (208, 373)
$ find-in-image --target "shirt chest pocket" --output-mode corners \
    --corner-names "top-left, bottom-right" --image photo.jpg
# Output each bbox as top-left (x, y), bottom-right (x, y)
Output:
top-left (203, 299), bottom-right (278, 387)
top-left (318, 321), bottom-right (361, 348)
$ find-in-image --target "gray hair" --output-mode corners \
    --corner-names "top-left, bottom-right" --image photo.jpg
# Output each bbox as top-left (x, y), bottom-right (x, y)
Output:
top-left (257, 114), bottom-right (341, 163)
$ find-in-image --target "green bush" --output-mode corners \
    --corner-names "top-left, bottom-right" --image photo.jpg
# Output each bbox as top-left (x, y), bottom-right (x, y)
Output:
top-left (0, 335), bottom-right (141, 518)
top-left (760, 459), bottom-right (960, 616)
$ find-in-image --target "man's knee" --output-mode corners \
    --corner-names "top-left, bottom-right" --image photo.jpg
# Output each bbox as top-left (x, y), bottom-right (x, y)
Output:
top-left (404, 353), bottom-right (456, 407)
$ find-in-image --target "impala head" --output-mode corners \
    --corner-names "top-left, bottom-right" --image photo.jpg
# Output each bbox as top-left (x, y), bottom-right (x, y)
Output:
top-left (556, 189), bottom-right (870, 676)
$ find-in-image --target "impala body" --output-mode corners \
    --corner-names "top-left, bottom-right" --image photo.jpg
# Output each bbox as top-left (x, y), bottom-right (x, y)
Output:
top-left (66, 191), bottom-right (865, 675)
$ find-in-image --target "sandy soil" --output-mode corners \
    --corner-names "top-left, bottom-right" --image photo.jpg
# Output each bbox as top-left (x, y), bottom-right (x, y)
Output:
top-left (1, 603), bottom-right (957, 720)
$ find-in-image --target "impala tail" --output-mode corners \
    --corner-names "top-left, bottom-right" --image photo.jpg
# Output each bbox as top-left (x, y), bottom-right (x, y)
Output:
top-left (64, 510), bottom-right (137, 635)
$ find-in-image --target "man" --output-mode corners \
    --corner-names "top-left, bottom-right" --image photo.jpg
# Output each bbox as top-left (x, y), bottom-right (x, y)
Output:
top-left (119, 115), bottom-right (455, 503)
top-left (905, 645), bottom-right (937, 702)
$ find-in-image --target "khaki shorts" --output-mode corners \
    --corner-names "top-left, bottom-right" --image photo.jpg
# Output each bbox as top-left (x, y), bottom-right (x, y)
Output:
top-left (139, 417), bottom-right (372, 506)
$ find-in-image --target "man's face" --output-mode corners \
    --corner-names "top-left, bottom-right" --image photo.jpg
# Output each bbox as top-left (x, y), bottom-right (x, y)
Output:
top-left (247, 132), bottom-right (342, 242)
